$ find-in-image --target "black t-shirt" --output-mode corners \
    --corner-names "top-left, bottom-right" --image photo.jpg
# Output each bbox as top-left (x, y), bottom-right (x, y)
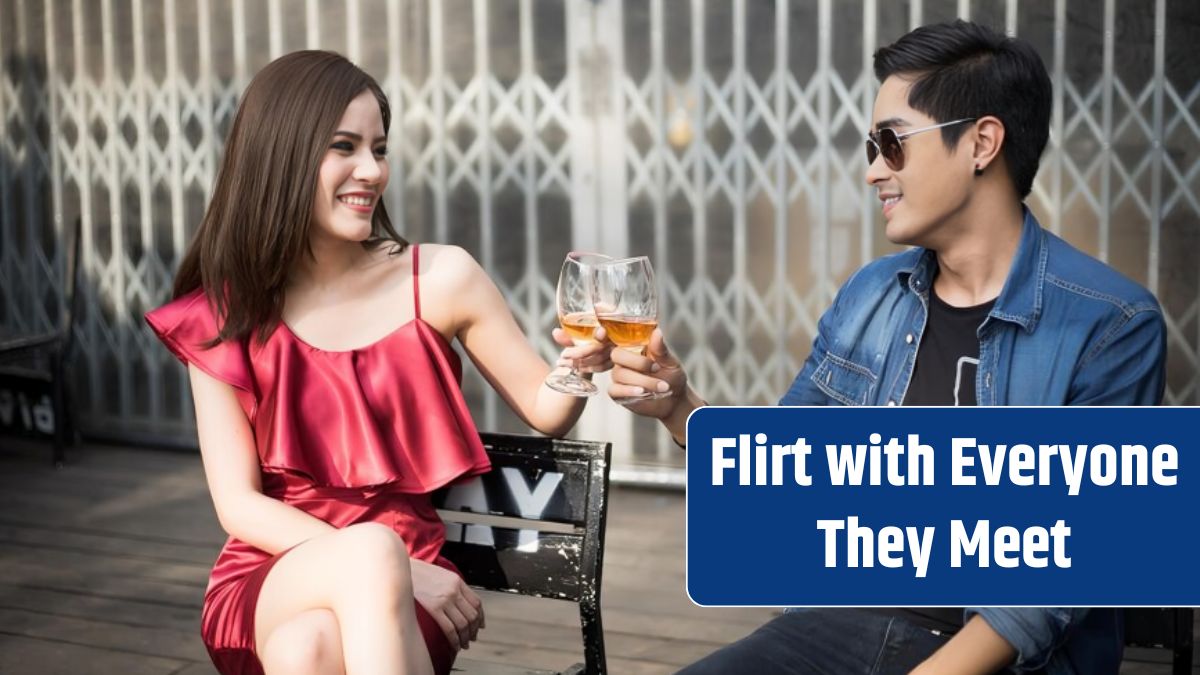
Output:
top-left (888, 286), bottom-right (995, 635)
top-left (903, 289), bottom-right (995, 406)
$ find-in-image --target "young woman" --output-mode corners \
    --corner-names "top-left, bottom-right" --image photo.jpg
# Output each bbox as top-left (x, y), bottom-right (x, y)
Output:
top-left (146, 51), bottom-right (611, 675)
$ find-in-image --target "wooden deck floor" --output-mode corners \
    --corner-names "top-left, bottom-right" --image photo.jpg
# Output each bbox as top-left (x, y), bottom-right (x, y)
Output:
top-left (0, 438), bottom-right (1194, 674)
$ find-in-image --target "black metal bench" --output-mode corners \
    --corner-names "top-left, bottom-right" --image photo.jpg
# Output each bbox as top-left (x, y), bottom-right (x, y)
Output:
top-left (1125, 608), bottom-right (1194, 674)
top-left (0, 216), bottom-right (81, 466)
top-left (433, 432), bottom-right (611, 675)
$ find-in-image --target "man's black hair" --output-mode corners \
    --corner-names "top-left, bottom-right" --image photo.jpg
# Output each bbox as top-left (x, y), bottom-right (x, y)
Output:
top-left (873, 20), bottom-right (1052, 198)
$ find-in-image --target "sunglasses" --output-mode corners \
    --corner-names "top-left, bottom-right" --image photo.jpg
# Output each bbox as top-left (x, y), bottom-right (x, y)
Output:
top-left (865, 118), bottom-right (976, 171)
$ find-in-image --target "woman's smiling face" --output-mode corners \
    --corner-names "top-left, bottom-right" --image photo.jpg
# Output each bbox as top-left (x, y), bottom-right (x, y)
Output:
top-left (310, 90), bottom-right (389, 245)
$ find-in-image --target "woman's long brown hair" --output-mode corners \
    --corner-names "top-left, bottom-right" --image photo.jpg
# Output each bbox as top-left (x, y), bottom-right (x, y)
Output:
top-left (173, 50), bottom-right (407, 345)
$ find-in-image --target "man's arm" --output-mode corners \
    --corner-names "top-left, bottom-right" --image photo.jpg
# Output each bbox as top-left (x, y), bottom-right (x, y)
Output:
top-left (1067, 307), bottom-right (1166, 405)
top-left (778, 282), bottom-right (851, 405)
top-left (778, 325), bottom-right (835, 406)
top-left (909, 614), bottom-right (1017, 675)
top-left (608, 330), bottom-right (705, 446)
top-left (912, 608), bottom-right (1092, 674)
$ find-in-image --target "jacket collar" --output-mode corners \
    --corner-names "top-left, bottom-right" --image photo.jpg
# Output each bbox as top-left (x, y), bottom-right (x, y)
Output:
top-left (895, 207), bottom-right (1047, 333)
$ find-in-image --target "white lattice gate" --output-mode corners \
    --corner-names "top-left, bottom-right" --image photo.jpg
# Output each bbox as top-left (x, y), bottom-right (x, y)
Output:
top-left (2, 0), bottom-right (1198, 484)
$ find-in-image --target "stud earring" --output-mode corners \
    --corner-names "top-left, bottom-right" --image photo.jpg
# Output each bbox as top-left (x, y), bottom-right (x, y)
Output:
top-left (974, 165), bottom-right (984, 177)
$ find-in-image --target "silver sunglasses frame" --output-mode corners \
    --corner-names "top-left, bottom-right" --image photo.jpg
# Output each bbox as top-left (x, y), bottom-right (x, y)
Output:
top-left (865, 117), bottom-right (977, 169)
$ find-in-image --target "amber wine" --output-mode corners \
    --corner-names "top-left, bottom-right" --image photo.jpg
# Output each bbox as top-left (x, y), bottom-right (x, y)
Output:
top-left (559, 312), bottom-right (599, 344)
top-left (596, 315), bottom-right (658, 347)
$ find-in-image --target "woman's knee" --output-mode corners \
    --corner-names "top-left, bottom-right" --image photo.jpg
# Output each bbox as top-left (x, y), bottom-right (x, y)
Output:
top-left (339, 523), bottom-right (409, 559)
top-left (335, 523), bottom-right (412, 591)
top-left (261, 609), bottom-right (344, 675)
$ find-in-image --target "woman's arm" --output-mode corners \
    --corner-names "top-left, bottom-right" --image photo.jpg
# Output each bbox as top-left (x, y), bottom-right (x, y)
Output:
top-left (189, 364), bottom-right (335, 551)
top-left (427, 245), bottom-right (609, 437)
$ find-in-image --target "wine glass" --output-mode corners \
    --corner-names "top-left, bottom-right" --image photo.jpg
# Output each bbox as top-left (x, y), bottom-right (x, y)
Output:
top-left (545, 252), bottom-right (611, 396)
top-left (590, 255), bottom-right (671, 402)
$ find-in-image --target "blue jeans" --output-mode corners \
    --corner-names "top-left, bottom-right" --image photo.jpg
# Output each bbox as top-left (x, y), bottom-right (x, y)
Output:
top-left (677, 609), bottom-right (959, 675)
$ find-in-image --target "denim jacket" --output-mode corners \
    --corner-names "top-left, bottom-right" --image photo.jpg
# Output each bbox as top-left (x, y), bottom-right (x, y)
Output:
top-left (780, 208), bottom-right (1165, 408)
top-left (779, 208), bottom-right (1165, 673)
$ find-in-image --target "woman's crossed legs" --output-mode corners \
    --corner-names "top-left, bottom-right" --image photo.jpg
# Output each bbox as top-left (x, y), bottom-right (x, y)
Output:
top-left (253, 522), bottom-right (435, 675)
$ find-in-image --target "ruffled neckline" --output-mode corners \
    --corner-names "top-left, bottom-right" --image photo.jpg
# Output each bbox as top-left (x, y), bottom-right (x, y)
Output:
top-left (275, 315), bottom-right (457, 359)
top-left (146, 286), bottom-right (492, 494)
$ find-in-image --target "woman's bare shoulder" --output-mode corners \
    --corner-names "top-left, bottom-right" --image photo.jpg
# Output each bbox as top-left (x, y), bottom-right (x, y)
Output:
top-left (411, 243), bottom-right (495, 333)
top-left (417, 242), bottom-right (475, 265)
top-left (416, 243), bottom-right (486, 291)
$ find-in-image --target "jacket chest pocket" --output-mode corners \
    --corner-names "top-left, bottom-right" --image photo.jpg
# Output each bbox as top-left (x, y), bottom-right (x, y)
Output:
top-left (812, 353), bottom-right (878, 406)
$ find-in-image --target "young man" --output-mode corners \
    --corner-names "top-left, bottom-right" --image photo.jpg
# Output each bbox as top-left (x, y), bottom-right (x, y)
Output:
top-left (606, 20), bottom-right (1165, 675)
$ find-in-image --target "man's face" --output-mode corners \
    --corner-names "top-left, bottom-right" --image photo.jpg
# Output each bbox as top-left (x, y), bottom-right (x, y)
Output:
top-left (866, 75), bottom-right (976, 248)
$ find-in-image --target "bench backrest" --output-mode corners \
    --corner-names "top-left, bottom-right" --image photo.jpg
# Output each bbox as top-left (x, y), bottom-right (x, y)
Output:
top-left (432, 432), bottom-right (611, 675)
top-left (0, 216), bottom-right (82, 451)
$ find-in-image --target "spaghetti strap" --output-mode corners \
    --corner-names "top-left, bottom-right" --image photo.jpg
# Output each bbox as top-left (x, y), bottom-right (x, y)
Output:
top-left (412, 244), bottom-right (421, 319)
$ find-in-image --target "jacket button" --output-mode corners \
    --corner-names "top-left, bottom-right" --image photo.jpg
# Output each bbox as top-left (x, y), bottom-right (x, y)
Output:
top-left (887, 400), bottom-right (897, 406)
top-left (905, 333), bottom-right (914, 344)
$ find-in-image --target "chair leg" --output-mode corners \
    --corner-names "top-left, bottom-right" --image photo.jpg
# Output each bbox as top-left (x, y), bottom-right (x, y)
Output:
top-left (1172, 608), bottom-right (1193, 675)
top-left (578, 598), bottom-right (607, 675)
top-left (51, 350), bottom-right (65, 468)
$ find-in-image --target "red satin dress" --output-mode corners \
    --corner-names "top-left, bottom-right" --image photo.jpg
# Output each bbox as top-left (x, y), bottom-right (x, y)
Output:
top-left (145, 245), bottom-right (491, 675)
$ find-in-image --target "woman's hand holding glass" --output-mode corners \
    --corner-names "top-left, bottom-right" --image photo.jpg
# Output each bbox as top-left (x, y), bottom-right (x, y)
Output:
top-left (546, 252), bottom-right (615, 395)
top-left (550, 327), bottom-right (615, 378)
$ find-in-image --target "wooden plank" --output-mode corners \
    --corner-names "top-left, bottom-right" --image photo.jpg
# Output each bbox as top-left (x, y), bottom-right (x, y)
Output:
top-left (0, 633), bottom-right (191, 675)
top-left (0, 556), bottom-right (205, 608)
top-left (477, 591), bottom-right (774, 643)
top-left (171, 664), bottom-right (221, 675)
top-left (1, 439), bottom-right (196, 475)
top-left (472, 598), bottom-right (715, 662)
top-left (0, 520), bottom-right (219, 566)
top-left (0, 442), bottom-right (195, 478)
top-left (0, 583), bottom-right (198, 633)
top-left (479, 586), bottom-right (774, 635)
top-left (0, 542), bottom-right (211, 587)
top-left (465, 592), bottom-right (765, 669)
top-left (0, 607), bottom-right (209, 661)
top-left (80, 500), bottom-right (226, 546)
top-left (0, 486), bottom-right (224, 546)
top-left (452, 657), bottom-right (557, 674)
top-left (460, 641), bottom-right (675, 675)
top-left (600, 581), bottom-right (777, 626)
top-left (472, 614), bottom-right (724, 669)
top-left (0, 490), bottom-right (225, 546)
top-left (0, 486), bottom-right (123, 516)
top-left (600, 604), bottom-right (772, 644)
top-left (0, 465), bottom-right (149, 493)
